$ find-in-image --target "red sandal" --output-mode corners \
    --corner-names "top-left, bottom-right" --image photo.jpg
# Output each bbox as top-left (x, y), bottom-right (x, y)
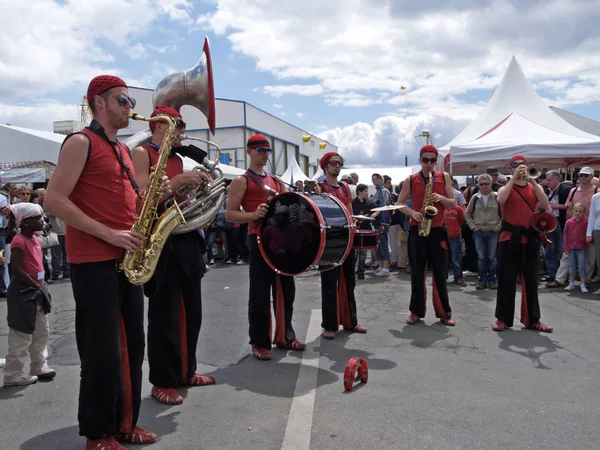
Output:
top-left (86, 435), bottom-right (125, 450)
top-left (406, 313), bottom-right (421, 325)
top-left (492, 320), bottom-right (507, 331)
top-left (285, 339), bottom-right (307, 351)
top-left (188, 373), bottom-right (216, 386)
top-left (252, 345), bottom-right (272, 360)
top-left (322, 330), bottom-right (336, 339)
top-left (343, 324), bottom-right (368, 333)
top-left (116, 426), bottom-right (158, 445)
top-left (528, 321), bottom-right (553, 333)
top-left (151, 386), bottom-right (183, 405)
top-left (440, 318), bottom-right (456, 326)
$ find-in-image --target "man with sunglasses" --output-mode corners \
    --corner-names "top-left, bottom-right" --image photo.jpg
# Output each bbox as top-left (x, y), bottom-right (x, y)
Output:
top-left (492, 155), bottom-right (552, 333)
top-left (225, 134), bottom-right (306, 361)
top-left (45, 75), bottom-right (168, 449)
top-left (131, 105), bottom-right (215, 407)
top-left (397, 145), bottom-right (456, 326)
top-left (319, 152), bottom-right (367, 339)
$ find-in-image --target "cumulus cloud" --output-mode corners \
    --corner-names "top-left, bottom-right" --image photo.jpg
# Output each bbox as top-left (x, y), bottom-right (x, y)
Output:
top-left (256, 84), bottom-right (324, 98)
top-left (0, 102), bottom-right (80, 132)
top-left (296, 112), bottom-right (304, 117)
top-left (272, 104), bottom-right (283, 108)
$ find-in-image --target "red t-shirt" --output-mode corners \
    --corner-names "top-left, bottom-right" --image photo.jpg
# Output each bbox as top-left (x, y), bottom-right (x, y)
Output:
top-left (444, 205), bottom-right (465, 238)
top-left (66, 128), bottom-right (138, 263)
top-left (11, 234), bottom-right (44, 282)
top-left (499, 183), bottom-right (537, 244)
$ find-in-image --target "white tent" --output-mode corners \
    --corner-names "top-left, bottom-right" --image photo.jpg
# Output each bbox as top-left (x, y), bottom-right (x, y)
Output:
top-left (440, 56), bottom-right (600, 174)
top-left (280, 158), bottom-right (310, 185)
top-left (312, 166), bottom-right (416, 195)
top-left (0, 124), bottom-right (65, 164)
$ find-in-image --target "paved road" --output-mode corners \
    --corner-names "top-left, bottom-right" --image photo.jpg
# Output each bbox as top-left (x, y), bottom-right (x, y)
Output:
top-left (1, 264), bottom-right (599, 450)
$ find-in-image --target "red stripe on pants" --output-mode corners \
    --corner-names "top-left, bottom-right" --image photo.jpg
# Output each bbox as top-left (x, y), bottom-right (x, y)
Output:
top-left (520, 273), bottom-right (529, 326)
top-left (119, 315), bottom-right (133, 434)
top-left (432, 277), bottom-right (448, 320)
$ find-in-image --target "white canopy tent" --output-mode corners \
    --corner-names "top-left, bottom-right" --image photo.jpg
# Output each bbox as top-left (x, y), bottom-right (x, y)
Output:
top-left (280, 158), bottom-right (310, 185)
top-left (0, 124), bottom-right (65, 164)
top-left (440, 56), bottom-right (600, 174)
top-left (181, 157), bottom-right (245, 180)
top-left (312, 166), bottom-right (416, 194)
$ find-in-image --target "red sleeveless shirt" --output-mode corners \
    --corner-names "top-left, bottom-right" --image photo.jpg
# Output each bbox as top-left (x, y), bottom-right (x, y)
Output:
top-left (321, 180), bottom-right (352, 213)
top-left (409, 171), bottom-right (446, 228)
top-left (143, 143), bottom-right (186, 203)
top-left (500, 183), bottom-right (537, 244)
top-left (241, 171), bottom-right (282, 235)
top-left (66, 128), bottom-right (138, 263)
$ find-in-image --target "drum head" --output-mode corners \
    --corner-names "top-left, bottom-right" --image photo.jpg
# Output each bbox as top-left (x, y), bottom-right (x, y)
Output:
top-left (258, 193), bottom-right (323, 275)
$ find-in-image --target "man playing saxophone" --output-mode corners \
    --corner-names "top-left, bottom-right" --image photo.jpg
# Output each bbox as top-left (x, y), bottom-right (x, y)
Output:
top-left (130, 105), bottom-right (215, 406)
top-left (45, 75), bottom-right (171, 449)
top-left (397, 145), bottom-right (456, 326)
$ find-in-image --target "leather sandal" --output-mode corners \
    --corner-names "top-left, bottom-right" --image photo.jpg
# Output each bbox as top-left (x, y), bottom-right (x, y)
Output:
top-left (151, 386), bottom-right (183, 405)
top-left (406, 313), bottom-right (421, 325)
top-left (188, 373), bottom-right (216, 386)
top-left (252, 345), bottom-right (272, 360)
top-left (343, 324), bottom-right (368, 333)
top-left (322, 330), bottom-right (336, 339)
top-left (86, 435), bottom-right (125, 450)
top-left (116, 426), bottom-right (158, 445)
top-left (528, 321), bottom-right (553, 333)
top-left (440, 318), bottom-right (456, 326)
top-left (492, 320), bottom-right (507, 331)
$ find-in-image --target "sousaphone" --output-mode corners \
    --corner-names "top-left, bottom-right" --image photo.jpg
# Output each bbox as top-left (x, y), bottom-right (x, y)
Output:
top-left (123, 37), bottom-right (226, 234)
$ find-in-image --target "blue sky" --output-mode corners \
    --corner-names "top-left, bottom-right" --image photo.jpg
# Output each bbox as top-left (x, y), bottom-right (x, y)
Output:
top-left (2, 0), bottom-right (600, 167)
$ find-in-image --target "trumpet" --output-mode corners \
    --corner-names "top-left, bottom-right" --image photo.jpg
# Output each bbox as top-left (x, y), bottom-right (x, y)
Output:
top-left (525, 164), bottom-right (541, 180)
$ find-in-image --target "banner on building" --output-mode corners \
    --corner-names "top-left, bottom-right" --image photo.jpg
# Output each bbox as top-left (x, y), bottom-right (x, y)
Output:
top-left (0, 168), bottom-right (47, 183)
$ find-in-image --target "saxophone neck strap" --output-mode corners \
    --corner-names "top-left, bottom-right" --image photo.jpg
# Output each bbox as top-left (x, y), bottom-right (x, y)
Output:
top-left (88, 120), bottom-right (142, 200)
top-left (419, 170), bottom-right (435, 187)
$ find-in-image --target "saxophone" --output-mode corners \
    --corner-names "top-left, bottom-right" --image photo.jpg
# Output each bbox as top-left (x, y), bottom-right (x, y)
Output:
top-left (418, 172), bottom-right (439, 237)
top-left (120, 113), bottom-right (186, 285)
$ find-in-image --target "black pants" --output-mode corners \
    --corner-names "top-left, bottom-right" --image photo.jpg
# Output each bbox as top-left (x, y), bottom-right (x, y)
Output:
top-left (495, 241), bottom-right (541, 327)
top-left (408, 227), bottom-right (452, 319)
top-left (71, 260), bottom-right (144, 440)
top-left (461, 224), bottom-right (478, 272)
top-left (148, 232), bottom-right (204, 388)
top-left (248, 235), bottom-right (296, 349)
top-left (320, 250), bottom-right (358, 331)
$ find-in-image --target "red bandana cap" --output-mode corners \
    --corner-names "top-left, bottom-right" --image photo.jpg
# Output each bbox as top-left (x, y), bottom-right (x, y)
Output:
top-left (509, 155), bottom-right (528, 166)
top-left (319, 152), bottom-right (343, 170)
top-left (87, 75), bottom-right (127, 103)
top-left (149, 105), bottom-right (181, 132)
top-left (420, 145), bottom-right (439, 156)
top-left (247, 134), bottom-right (271, 150)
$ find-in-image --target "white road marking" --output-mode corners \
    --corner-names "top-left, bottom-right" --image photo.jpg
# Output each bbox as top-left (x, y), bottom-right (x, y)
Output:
top-left (281, 309), bottom-right (322, 450)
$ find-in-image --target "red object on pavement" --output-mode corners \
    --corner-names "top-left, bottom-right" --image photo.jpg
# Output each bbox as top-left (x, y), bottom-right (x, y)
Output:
top-left (343, 357), bottom-right (369, 392)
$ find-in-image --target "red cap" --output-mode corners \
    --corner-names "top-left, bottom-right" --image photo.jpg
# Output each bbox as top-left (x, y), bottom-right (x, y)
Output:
top-left (509, 155), bottom-right (528, 166)
top-left (87, 75), bottom-right (127, 103)
top-left (420, 145), bottom-right (439, 156)
top-left (149, 105), bottom-right (181, 132)
top-left (319, 152), bottom-right (343, 170)
top-left (247, 134), bottom-right (271, 150)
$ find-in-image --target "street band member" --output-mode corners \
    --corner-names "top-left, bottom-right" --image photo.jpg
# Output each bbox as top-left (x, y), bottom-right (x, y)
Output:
top-left (493, 155), bottom-right (553, 332)
top-left (225, 134), bottom-right (306, 360)
top-left (397, 145), bottom-right (456, 326)
top-left (45, 75), bottom-right (167, 448)
top-left (131, 105), bottom-right (215, 406)
top-left (319, 152), bottom-right (367, 339)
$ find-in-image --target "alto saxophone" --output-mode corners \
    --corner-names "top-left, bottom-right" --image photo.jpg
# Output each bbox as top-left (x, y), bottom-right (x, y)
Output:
top-left (120, 113), bottom-right (186, 285)
top-left (418, 172), bottom-right (438, 237)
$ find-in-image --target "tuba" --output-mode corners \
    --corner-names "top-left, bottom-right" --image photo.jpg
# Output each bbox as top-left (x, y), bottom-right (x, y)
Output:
top-left (123, 36), bottom-right (224, 234)
top-left (121, 113), bottom-right (185, 285)
top-left (418, 172), bottom-right (438, 237)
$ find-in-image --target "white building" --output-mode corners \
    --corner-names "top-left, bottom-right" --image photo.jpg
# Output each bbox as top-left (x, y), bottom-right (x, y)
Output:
top-left (116, 87), bottom-right (336, 177)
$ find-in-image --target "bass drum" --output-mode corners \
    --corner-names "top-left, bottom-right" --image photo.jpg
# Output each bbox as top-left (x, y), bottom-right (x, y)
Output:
top-left (257, 192), bottom-right (354, 276)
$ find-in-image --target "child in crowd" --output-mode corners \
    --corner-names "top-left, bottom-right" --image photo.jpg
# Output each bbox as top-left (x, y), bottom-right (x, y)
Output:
top-left (3, 203), bottom-right (55, 386)
top-left (444, 204), bottom-right (466, 286)
top-left (564, 202), bottom-right (589, 293)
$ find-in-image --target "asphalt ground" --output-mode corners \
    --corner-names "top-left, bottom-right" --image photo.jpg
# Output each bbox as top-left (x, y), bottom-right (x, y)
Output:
top-left (1, 263), bottom-right (599, 450)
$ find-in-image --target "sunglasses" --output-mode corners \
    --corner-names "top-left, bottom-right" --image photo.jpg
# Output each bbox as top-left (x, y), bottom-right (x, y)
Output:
top-left (175, 119), bottom-right (186, 129)
top-left (579, 173), bottom-right (590, 178)
top-left (479, 183), bottom-right (490, 186)
top-left (253, 147), bottom-right (272, 155)
top-left (421, 157), bottom-right (437, 164)
top-left (19, 192), bottom-right (31, 195)
top-left (328, 160), bottom-right (343, 167)
top-left (102, 94), bottom-right (136, 109)
top-left (510, 161), bottom-right (526, 169)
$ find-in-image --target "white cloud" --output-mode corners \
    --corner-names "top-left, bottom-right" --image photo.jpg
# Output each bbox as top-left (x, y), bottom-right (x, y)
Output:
top-left (147, 44), bottom-right (178, 54)
top-left (272, 104), bottom-right (283, 108)
top-left (0, 0), bottom-right (192, 100)
top-left (125, 43), bottom-right (148, 60)
top-left (256, 84), bottom-right (324, 98)
top-left (296, 112), bottom-right (304, 117)
top-left (0, 101), bottom-right (80, 132)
